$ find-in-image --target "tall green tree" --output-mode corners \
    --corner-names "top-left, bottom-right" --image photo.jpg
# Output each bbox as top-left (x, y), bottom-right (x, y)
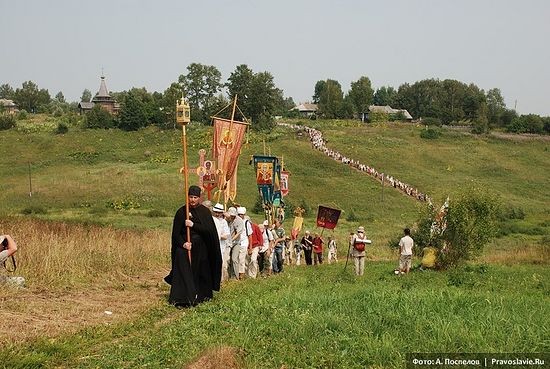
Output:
top-left (55, 91), bottom-right (65, 103)
top-left (81, 89), bottom-right (92, 103)
top-left (13, 81), bottom-right (51, 113)
top-left (226, 65), bottom-right (283, 130)
top-left (373, 86), bottom-right (397, 106)
top-left (315, 79), bottom-right (343, 119)
top-left (178, 63), bottom-right (222, 122)
top-left (226, 64), bottom-right (255, 105)
top-left (161, 82), bottom-right (183, 126)
top-left (118, 91), bottom-right (147, 131)
top-left (0, 84), bottom-right (14, 99)
top-left (347, 76), bottom-right (374, 116)
top-left (312, 80), bottom-right (326, 104)
top-left (486, 88), bottom-right (506, 126)
top-left (439, 79), bottom-right (467, 124)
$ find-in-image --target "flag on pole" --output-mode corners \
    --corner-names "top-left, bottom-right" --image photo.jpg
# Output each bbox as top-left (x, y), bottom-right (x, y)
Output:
top-left (281, 170), bottom-right (289, 196)
top-left (213, 118), bottom-right (247, 182)
top-left (316, 205), bottom-right (342, 230)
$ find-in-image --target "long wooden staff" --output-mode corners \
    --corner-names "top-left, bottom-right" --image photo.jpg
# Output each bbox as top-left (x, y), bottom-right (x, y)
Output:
top-left (177, 97), bottom-right (192, 264)
top-left (182, 122), bottom-right (192, 263)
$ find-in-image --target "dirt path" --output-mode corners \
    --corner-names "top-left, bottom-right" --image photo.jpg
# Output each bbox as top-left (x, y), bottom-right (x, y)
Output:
top-left (0, 270), bottom-right (170, 345)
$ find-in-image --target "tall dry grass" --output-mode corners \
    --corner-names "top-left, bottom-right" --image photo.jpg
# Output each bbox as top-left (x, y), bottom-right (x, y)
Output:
top-left (0, 217), bottom-right (170, 290)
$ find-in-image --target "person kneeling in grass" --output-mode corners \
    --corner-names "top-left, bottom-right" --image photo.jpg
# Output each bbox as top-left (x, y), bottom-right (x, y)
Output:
top-left (0, 235), bottom-right (25, 287)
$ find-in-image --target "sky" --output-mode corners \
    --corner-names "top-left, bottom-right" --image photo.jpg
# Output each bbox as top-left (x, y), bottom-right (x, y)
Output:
top-left (1, 0), bottom-right (549, 116)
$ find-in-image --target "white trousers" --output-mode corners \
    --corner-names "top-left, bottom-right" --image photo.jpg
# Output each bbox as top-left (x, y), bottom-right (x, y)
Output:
top-left (246, 247), bottom-right (259, 279)
top-left (221, 245), bottom-right (231, 281)
top-left (354, 256), bottom-right (365, 276)
top-left (238, 244), bottom-right (247, 274)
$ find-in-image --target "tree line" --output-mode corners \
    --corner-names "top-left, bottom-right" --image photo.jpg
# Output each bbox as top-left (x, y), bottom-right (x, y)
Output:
top-left (1, 65), bottom-right (549, 135)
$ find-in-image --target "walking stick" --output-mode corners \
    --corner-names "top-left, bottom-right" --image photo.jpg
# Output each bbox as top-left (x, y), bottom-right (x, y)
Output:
top-left (344, 233), bottom-right (352, 272)
top-left (177, 96), bottom-right (192, 263)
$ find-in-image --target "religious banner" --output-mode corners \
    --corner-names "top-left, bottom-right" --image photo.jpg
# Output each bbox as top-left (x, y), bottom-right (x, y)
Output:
top-left (291, 207), bottom-right (304, 240)
top-left (212, 118), bottom-right (247, 182)
top-left (280, 170), bottom-right (289, 197)
top-left (316, 205), bottom-right (342, 230)
top-left (253, 155), bottom-right (278, 204)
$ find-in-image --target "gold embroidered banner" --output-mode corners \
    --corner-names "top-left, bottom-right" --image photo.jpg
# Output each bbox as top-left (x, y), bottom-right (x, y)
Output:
top-left (212, 118), bottom-right (247, 182)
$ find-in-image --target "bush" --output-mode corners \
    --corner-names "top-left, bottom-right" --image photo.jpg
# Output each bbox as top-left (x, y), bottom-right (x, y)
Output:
top-left (16, 110), bottom-right (28, 120)
top-left (85, 105), bottom-right (114, 129)
top-left (471, 119), bottom-right (489, 134)
top-left (0, 114), bottom-right (16, 130)
top-left (392, 189), bottom-right (500, 269)
top-left (420, 128), bottom-right (441, 139)
top-left (55, 122), bottom-right (69, 134)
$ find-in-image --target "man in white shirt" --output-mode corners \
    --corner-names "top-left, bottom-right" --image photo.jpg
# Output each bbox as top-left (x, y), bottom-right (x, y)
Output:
top-left (398, 228), bottom-right (414, 274)
top-left (228, 207), bottom-right (244, 280)
top-left (257, 220), bottom-right (274, 276)
top-left (237, 207), bottom-right (253, 279)
top-left (212, 203), bottom-right (231, 281)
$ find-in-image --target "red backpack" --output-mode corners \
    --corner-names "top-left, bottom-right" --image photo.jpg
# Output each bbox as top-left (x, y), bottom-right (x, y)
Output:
top-left (250, 222), bottom-right (264, 248)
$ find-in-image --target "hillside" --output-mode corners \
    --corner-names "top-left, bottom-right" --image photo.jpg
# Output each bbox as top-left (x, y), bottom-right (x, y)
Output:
top-left (0, 117), bottom-right (548, 368)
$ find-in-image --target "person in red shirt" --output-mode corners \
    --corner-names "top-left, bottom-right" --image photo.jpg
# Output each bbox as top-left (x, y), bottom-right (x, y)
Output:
top-left (312, 233), bottom-right (324, 265)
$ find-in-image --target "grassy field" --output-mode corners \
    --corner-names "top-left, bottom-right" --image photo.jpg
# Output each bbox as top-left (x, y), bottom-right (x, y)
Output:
top-left (2, 262), bottom-right (548, 368)
top-left (0, 116), bottom-right (548, 368)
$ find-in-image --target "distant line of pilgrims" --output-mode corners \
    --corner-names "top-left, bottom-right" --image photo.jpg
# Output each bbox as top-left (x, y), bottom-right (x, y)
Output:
top-left (279, 122), bottom-right (431, 203)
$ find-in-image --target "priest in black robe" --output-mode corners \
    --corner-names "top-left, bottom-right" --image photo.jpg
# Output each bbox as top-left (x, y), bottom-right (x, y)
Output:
top-left (166, 185), bottom-right (222, 308)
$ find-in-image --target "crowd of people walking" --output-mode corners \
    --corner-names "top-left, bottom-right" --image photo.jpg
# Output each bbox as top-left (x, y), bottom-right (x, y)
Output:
top-left (279, 123), bottom-right (431, 203)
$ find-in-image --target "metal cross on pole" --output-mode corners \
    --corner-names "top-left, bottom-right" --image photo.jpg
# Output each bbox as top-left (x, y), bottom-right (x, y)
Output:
top-left (176, 96), bottom-right (192, 263)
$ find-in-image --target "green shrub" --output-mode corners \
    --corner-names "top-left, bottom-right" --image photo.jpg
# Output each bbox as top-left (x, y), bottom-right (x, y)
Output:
top-left (420, 128), bottom-right (441, 139)
top-left (392, 189), bottom-right (500, 269)
top-left (0, 114), bottom-right (16, 130)
top-left (85, 105), bottom-right (114, 129)
top-left (55, 122), bottom-right (69, 134)
top-left (16, 110), bottom-right (28, 120)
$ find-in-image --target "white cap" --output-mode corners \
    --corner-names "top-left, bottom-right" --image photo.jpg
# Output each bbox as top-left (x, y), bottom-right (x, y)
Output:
top-left (228, 207), bottom-right (237, 216)
top-left (213, 203), bottom-right (224, 213)
top-left (262, 220), bottom-right (269, 226)
top-left (237, 206), bottom-right (246, 215)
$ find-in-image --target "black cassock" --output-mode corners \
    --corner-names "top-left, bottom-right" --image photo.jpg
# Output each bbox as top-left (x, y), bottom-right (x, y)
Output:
top-left (165, 204), bottom-right (221, 306)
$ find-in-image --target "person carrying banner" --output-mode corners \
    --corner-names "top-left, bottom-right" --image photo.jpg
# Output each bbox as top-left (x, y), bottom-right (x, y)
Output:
top-left (166, 185), bottom-right (222, 308)
top-left (312, 233), bottom-right (324, 265)
top-left (350, 226), bottom-right (371, 276)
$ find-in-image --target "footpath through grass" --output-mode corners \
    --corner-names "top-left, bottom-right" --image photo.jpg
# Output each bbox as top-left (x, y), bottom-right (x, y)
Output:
top-left (2, 262), bottom-right (548, 369)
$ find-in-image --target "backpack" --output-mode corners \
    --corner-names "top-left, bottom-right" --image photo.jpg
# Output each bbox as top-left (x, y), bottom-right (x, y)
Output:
top-left (250, 222), bottom-right (264, 247)
top-left (353, 236), bottom-right (366, 252)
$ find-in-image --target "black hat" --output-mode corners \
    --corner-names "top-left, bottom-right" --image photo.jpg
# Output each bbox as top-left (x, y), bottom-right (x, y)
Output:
top-left (188, 185), bottom-right (201, 197)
